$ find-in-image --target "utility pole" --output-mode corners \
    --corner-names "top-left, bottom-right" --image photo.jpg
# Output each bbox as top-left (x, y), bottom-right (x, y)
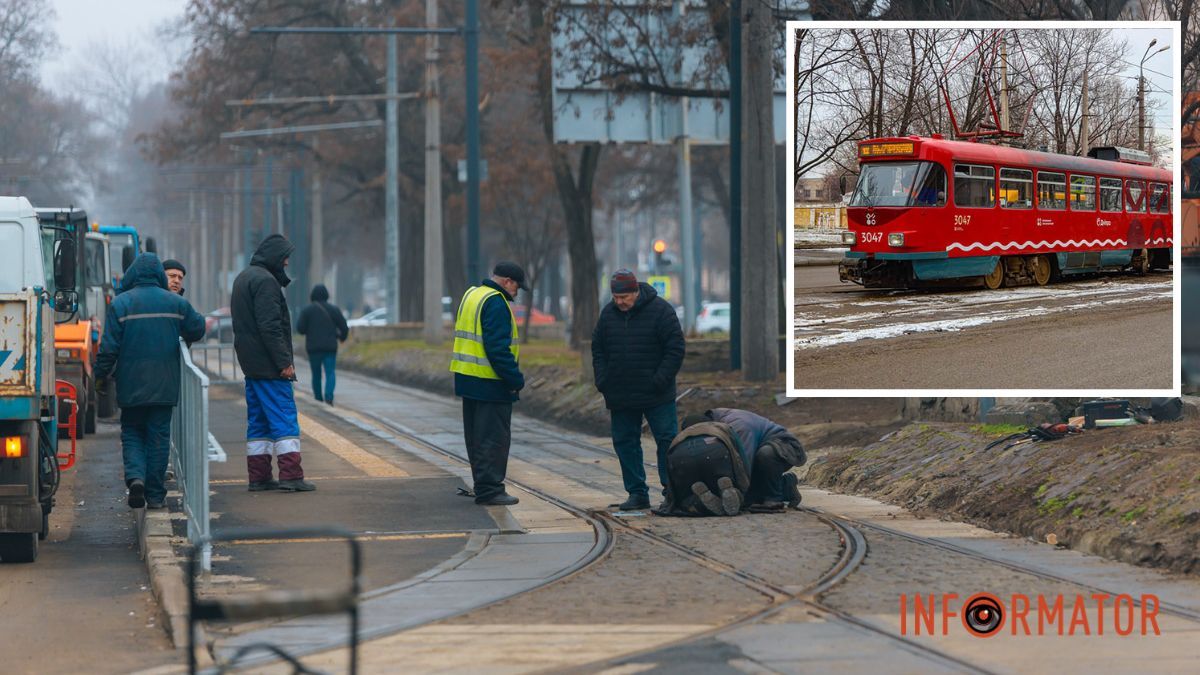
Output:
top-left (1080, 69), bottom-right (1090, 156)
top-left (199, 194), bottom-right (209, 312)
top-left (465, 0), bottom-right (481, 284)
top-left (674, 0), bottom-right (696, 334)
top-left (999, 38), bottom-right (1010, 137)
top-left (423, 0), bottom-right (444, 345)
top-left (740, 0), bottom-right (778, 380)
top-left (1138, 71), bottom-right (1146, 151)
top-left (386, 33), bottom-right (400, 325)
top-left (310, 136), bottom-right (324, 288)
top-left (728, 0), bottom-right (742, 371)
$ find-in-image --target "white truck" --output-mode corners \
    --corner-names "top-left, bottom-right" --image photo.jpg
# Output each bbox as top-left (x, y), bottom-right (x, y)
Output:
top-left (0, 196), bottom-right (79, 562)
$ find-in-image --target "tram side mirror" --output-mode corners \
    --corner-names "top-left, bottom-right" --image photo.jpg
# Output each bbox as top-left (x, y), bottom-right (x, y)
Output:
top-left (54, 238), bottom-right (77, 291)
top-left (144, 236), bottom-right (157, 254)
top-left (838, 175), bottom-right (847, 194)
top-left (122, 246), bottom-right (135, 273)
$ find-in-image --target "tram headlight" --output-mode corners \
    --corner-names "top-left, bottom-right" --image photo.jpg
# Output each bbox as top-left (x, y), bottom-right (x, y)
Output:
top-left (888, 233), bottom-right (905, 247)
top-left (841, 231), bottom-right (857, 245)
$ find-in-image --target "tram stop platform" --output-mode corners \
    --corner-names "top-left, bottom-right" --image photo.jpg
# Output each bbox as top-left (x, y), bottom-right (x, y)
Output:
top-left (137, 368), bottom-right (598, 672)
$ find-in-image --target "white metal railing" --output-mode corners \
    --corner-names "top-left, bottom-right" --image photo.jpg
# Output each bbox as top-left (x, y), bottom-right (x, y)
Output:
top-left (189, 324), bottom-right (242, 383)
top-left (171, 339), bottom-right (227, 572)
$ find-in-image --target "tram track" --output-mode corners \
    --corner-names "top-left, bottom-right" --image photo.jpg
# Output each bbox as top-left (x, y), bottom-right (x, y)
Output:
top-left (355, 407), bottom-right (1007, 675)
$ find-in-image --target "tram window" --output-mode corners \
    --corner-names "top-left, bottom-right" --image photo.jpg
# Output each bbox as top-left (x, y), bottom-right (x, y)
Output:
top-left (953, 164), bottom-right (995, 208)
top-left (1099, 177), bottom-right (1123, 212)
top-left (1126, 180), bottom-right (1147, 213)
top-left (999, 168), bottom-right (1032, 209)
top-left (849, 161), bottom-right (946, 208)
top-left (1069, 175), bottom-right (1096, 211)
top-left (1148, 182), bottom-right (1170, 214)
top-left (1036, 172), bottom-right (1066, 210)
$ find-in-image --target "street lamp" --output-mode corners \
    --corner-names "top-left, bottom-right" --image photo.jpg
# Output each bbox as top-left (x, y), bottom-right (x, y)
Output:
top-left (1139, 39), bottom-right (1170, 151)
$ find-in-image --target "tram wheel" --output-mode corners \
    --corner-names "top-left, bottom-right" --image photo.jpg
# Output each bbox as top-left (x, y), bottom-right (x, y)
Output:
top-left (1030, 254), bottom-right (1052, 286)
top-left (983, 259), bottom-right (1005, 290)
top-left (1135, 250), bottom-right (1150, 276)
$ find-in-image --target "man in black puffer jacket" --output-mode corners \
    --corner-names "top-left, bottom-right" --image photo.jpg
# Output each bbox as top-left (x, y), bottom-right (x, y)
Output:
top-left (231, 234), bottom-right (314, 493)
top-left (591, 269), bottom-right (686, 510)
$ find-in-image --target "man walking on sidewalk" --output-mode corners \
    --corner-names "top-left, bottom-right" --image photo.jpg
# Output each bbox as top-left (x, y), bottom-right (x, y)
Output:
top-left (231, 234), bottom-right (315, 492)
top-left (296, 284), bottom-right (349, 405)
top-left (96, 253), bottom-right (205, 509)
top-left (449, 262), bottom-right (527, 506)
top-left (591, 269), bottom-right (686, 511)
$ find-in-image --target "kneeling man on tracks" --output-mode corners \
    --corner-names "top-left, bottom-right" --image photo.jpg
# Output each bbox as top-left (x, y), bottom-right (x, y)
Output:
top-left (449, 262), bottom-right (528, 506)
top-left (96, 253), bottom-right (206, 509)
top-left (658, 408), bottom-right (806, 516)
top-left (591, 269), bottom-right (686, 511)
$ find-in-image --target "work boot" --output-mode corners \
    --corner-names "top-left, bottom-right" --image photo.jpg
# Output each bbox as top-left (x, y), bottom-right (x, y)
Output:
top-left (476, 493), bottom-right (519, 506)
top-left (325, 398), bottom-right (334, 407)
top-left (248, 480), bottom-right (280, 492)
top-left (616, 494), bottom-right (651, 511)
top-left (127, 479), bottom-right (146, 509)
top-left (691, 482), bottom-right (724, 516)
top-left (716, 477), bottom-right (742, 516)
top-left (146, 499), bottom-right (165, 510)
top-left (277, 479), bottom-right (317, 492)
top-left (783, 473), bottom-right (802, 509)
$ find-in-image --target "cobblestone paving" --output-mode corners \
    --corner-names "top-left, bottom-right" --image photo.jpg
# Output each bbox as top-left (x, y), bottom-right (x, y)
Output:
top-left (821, 528), bottom-right (1108, 616)
top-left (636, 510), bottom-right (845, 591)
top-left (443, 531), bottom-right (770, 625)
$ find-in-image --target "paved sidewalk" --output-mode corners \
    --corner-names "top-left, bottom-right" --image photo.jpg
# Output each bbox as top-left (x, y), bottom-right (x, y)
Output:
top-left (137, 360), bottom-right (600, 672)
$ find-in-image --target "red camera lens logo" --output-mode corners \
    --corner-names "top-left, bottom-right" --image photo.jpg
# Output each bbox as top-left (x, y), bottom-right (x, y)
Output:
top-left (962, 593), bottom-right (1005, 637)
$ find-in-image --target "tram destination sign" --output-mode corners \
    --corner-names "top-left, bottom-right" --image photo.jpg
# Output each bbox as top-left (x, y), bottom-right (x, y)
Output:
top-left (859, 141), bottom-right (916, 158)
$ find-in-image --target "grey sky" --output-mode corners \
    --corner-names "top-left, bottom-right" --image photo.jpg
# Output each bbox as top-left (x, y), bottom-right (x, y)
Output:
top-left (43, 0), bottom-right (187, 89)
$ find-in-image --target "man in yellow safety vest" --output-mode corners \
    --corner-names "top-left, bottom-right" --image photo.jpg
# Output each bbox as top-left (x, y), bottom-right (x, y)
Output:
top-left (449, 262), bottom-right (528, 506)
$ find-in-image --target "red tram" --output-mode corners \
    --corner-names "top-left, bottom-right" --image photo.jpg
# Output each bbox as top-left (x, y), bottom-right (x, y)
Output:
top-left (838, 136), bottom-right (1173, 289)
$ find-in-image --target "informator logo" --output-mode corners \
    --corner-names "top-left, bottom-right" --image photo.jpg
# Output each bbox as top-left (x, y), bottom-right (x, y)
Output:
top-left (898, 593), bottom-right (1162, 637)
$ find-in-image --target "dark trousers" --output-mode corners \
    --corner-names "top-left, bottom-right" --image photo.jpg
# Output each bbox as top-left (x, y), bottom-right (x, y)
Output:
top-left (746, 438), bottom-right (805, 504)
top-left (308, 351), bottom-right (337, 402)
top-left (121, 405), bottom-right (174, 502)
top-left (462, 398), bottom-right (512, 503)
top-left (610, 400), bottom-right (677, 499)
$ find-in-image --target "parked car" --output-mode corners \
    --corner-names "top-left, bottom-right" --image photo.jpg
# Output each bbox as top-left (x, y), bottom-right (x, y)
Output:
top-left (347, 307), bottom-right (388, 327)
top-left (512, 305), bottom-right (556, 325)
top-left (695, 302), bottom-right (730, 334)
top-left (205, 307), bottom-right (233, 343)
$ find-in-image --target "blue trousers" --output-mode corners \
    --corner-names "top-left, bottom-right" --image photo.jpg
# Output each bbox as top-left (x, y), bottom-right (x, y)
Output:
top-left (610, 400), bottom-right (677, 498)
top-left (245, 379), bottom-right (304, 482)
top-left (121, 405), bottom-right (174, 502)
top-left (308, 351), bottom-right (337, 402)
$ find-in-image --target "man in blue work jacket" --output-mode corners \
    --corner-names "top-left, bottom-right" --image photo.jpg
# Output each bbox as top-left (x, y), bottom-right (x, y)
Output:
top-left (96, 253), bottom-right (206, 509)
top-left (449, 261), bottom-right (527, 506)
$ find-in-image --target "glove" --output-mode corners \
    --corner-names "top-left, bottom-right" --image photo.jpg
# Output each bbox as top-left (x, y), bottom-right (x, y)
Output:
top-left (94, 376), bottom-right (109, 393)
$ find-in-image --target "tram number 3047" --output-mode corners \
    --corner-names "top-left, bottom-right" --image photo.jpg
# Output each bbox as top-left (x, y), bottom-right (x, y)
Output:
top-left (953, 214), bottom-right (972, 226)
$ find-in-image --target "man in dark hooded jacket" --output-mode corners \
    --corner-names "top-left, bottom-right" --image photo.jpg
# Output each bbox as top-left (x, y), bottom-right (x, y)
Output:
top-left (96, 253), bottom-right (205, 509)
top-left (231, 234), bottom-right (314, 492)
top-left (685, 408), bottom-right (806, 511)
top-left (591, 269), bottom-right (685, 511)
top-left (296, 284), bottom-right (349, 405)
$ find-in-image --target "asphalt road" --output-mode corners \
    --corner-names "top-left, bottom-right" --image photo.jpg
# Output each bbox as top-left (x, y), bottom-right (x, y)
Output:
top-left (0, 419), bottom-right (175, 675)
top-left (793, 266), bottom-right (1174, 390)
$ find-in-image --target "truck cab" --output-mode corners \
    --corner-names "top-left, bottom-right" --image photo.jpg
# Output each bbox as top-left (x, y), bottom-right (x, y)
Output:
top-left (36, 208), bottom-right (96, 437)
top-left (1, 196), bottom-right (78, 562)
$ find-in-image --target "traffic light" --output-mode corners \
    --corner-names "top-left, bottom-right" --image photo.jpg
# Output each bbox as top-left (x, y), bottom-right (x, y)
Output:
top-left (653, 239), bottom-right (669, 271)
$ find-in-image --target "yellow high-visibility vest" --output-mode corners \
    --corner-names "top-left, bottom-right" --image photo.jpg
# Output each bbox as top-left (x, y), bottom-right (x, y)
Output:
top-left (449, 285), bottom-right (519, 380)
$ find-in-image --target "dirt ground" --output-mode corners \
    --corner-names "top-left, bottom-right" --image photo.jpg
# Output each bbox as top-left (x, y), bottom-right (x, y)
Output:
top-left (804, 421), bottom-right (1200, 576)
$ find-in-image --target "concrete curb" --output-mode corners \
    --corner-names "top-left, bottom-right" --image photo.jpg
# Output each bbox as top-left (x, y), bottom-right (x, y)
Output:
top-left (136, 501), bottom-right (213, 669)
